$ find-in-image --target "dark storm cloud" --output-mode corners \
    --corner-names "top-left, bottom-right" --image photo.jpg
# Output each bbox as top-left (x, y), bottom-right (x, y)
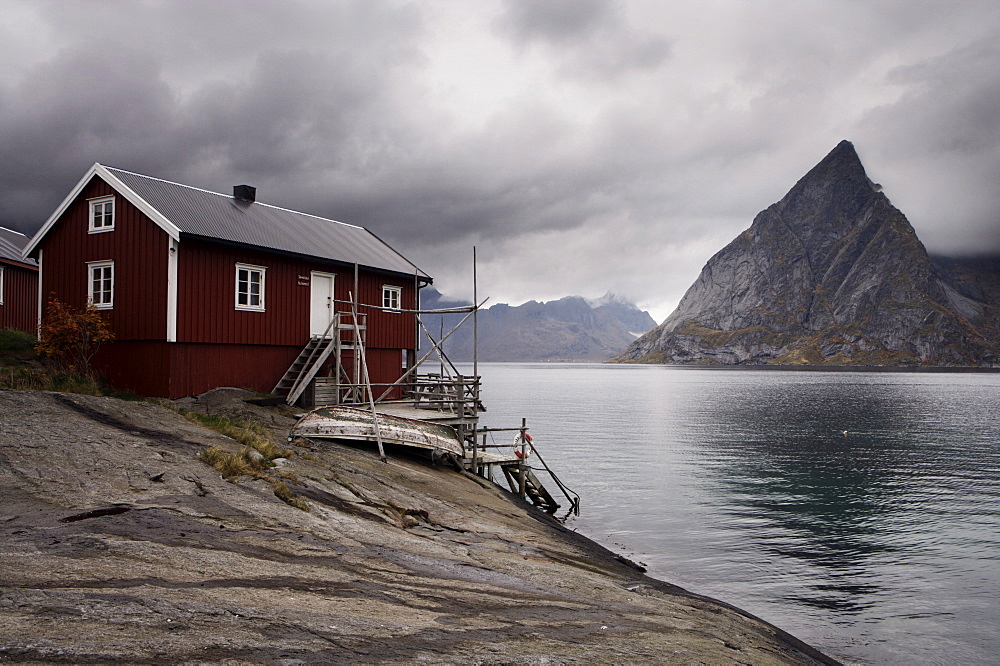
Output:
top-left (494, 0), bottom-right (672, 79)
top-left (0, 44), bottom-right (179, 231)
top-left (1, 0), bottom-right (997, 320)
top-left (496, 0), bottom-right (616, 44)
top-left (854, 38), bottom-right (1000, 253)
top-left (0, 0), bottom-right (429, 234)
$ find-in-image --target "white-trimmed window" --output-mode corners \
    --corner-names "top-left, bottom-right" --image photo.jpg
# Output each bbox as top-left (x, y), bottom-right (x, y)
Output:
top-left (0, 265), bottom-right (5, 305)
top-left (235, 263), bottom-right (266, 311)
top-left (89, 196), bottom-right (115, 233)
top-left (88, 260), bottom-right (114, 309)
top-left (382, 285), bottom-right (401, 311)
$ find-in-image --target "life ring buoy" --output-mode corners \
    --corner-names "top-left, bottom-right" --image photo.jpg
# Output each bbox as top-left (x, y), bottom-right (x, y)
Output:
top-left (514, 432), bottom-right (533, 459)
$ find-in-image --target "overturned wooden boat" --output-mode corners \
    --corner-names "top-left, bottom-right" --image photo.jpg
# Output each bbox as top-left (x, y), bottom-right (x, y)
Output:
top-left (290, 405), bottom-right (465, 457)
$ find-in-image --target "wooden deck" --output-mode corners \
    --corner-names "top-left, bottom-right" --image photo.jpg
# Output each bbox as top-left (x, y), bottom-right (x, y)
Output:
top-left (465, 450), bottom-right (521, 465)
top-left (273, 284), bottom-right (579, 515)
top-left (287, 373), bottom-right (577, 515)
top-left (373, 402), bottom-right (473, 425)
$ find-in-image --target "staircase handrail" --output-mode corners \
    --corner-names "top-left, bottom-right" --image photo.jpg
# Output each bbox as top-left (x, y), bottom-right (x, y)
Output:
top-left (524, 444), bottom-right (581, 516)
top-left (286, 312), bottom-right (352, 405)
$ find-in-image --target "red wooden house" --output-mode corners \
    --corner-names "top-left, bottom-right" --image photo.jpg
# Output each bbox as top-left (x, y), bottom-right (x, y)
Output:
top-left (0, 226), bottom-right (39, 334)
top-left (24, 163), bottom-right (431, 399)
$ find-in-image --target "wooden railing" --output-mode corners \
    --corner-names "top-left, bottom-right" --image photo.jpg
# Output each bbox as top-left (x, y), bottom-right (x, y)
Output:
top-left (406, 373), bottom-right (481, 417)
top-left (315, 372), bottom-right (481, 417)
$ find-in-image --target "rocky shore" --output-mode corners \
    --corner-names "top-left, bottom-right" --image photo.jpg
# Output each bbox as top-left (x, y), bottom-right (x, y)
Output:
top-left (0, 389), bottom-right (838, 664)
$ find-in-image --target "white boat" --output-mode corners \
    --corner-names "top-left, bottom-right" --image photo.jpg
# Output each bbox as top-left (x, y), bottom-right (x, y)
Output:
top-left (290, 405), bottom-right (465, 457)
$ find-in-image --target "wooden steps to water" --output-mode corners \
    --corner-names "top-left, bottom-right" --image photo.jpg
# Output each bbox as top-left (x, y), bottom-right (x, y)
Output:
top-left (500, 463), bottom-right (560, 513)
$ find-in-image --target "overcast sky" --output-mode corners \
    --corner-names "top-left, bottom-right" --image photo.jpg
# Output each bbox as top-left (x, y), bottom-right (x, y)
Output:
top-left (1, 0), bottom-right (997, 322)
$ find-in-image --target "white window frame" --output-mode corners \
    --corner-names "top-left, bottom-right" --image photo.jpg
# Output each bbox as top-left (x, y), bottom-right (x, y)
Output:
top-left (235, 263), bottom-right (266, 312)
top-left (382, 285), bottom-right (402, 311)
top-left (0, 265), bottom-right (5, 305)
top-left (87, 260), bottom-right (114, 309)
top-left (88, 196), bottom-right (115, 233)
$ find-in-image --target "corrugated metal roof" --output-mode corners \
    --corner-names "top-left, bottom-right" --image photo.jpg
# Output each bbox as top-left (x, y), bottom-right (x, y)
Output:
top-left (0, 226), bottom-right (37, 267)
top-left (102, 166), bottom-right (429, 279)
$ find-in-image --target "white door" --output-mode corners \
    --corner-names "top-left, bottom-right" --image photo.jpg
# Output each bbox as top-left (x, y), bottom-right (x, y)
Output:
top-left (310, 272), bottom-right (336, 336)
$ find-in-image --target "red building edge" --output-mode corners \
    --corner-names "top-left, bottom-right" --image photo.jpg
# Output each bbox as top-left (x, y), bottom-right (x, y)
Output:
top-left (25, 165), bottom-right (431, 400)
top-left (0, 259), bottom-right (39, 334)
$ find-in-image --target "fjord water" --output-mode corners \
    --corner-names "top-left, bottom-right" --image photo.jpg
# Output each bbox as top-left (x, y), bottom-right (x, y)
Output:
top-left (471, 363), bottom-right (1000, 664)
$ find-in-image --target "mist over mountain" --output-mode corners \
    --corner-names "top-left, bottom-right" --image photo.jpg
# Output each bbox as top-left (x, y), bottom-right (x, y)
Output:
top-left (616, 140), bottom-right (1000, 367)
top-left (419, 289), bottom-right (656, 362)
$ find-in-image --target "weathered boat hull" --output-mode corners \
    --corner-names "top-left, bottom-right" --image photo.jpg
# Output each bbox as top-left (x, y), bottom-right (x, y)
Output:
top-left (291, 406), bottom-right (465, 457)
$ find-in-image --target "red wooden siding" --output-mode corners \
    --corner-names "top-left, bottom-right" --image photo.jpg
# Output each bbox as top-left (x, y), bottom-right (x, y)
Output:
top-left (92, 341), bottom-right (171, 397)
top-left (176, 238), bottom-right (416, 349)
top-left (92, 342), bottom-right (302, 399)
top-left (38, 176), bottom-right (168, 341)
top-left (173, 240), bottom-right (417, 398)
top-left (366, 347), bottom-right (408, 399)
top-left (355, 275), bottom-right (417, 349)
top-left (167, 343), bottom-right (301, 399)
top-left (176, 241), bottom-right (305, 345)
top-left (0, 262), bottom-right (38, 333)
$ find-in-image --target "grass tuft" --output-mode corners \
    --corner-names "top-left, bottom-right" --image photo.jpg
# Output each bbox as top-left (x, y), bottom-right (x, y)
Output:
top-left (273, 481), bottom-right (310, 511)
top-left (190, 414), bottom-right (308, 512)
top-left (198, 446), bottom-right (258, 480)
top-left (182, 411), bottom-right (292, 461)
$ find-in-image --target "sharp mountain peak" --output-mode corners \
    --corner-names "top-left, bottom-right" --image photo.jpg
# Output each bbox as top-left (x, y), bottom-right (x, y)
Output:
top-left (617, 141), bottom-right (1000, 367)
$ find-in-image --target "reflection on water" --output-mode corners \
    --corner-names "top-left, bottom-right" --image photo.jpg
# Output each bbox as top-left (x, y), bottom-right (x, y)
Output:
top-left (473, 364), bottom-right (1000, 665)
top-left (697, 381), bottom-right (921, 614)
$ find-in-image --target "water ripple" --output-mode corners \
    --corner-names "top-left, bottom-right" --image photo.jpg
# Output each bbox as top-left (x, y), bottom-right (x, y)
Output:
top-left (474, 364), bottom-right (1000, 664)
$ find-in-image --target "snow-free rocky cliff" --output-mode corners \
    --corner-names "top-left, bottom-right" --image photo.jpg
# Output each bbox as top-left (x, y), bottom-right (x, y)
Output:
top-left (617, 140), bottom-right (1000, 366)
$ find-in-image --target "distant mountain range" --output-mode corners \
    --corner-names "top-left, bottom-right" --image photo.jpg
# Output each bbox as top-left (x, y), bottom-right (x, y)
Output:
top-left (616, 140), bottom-right (1000, 367)
top-left (419, 289), bottom-right (656, 362)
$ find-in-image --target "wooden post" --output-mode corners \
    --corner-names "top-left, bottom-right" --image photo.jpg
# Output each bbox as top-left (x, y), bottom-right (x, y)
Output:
top-left (412, 271), bottom-right (420, 381)
top-left (517, 417), bottom-right (527, 499)
top-left (350, 291), bottom-right (386, 463)
top-left (375, 303), bottom-right (485, 404)
top-left (471, 430), bottom-right (479, 476)
top-left (473, 246), bottom-right (478, 384)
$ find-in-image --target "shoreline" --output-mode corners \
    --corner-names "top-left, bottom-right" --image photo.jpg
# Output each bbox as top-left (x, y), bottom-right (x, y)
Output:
top-left (494, 358), bottom-right (1000, 373)
top-left (0, 388), bottom-right (839, 664)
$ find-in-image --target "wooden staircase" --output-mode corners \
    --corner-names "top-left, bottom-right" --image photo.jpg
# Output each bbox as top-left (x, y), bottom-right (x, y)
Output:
top-left (273, 337), bottom-right (327, 404)
top-left (273, 313), bottom-right (367, 406)
top-left (500, 463), bottom-right (560, 513)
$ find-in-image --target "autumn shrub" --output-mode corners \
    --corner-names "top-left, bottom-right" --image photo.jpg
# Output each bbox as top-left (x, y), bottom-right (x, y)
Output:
top-left (35, 299), bottom-right (114, 378)
top-left (1, 327), bottom-right (142, 398)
